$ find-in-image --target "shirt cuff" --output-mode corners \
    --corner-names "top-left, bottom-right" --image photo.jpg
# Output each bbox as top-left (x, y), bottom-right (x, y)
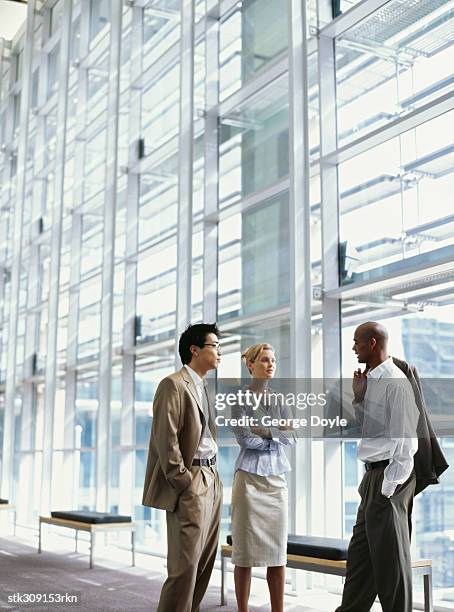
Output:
top-left (381, 478), bottom-right (397, 498)
top-left (270, 427), bottom-right (281, 440)
top-left (268, 439), bottom-right (279, 451)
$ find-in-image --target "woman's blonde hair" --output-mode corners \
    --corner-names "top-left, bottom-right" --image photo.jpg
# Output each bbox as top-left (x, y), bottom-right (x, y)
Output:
top-left (241, 343), bottom-right (275, 374)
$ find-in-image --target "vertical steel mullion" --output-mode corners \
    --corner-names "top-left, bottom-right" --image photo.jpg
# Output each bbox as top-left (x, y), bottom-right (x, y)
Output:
top-left (175, 0), bottom-right (195, 367)
top-left (64, 212), bottom-right (81, 506)
top-left (1, 1), bottom-right (37, 500)
top-left (64, 0), bottom-right (90, 511)
top-left (288, 0), bottom-right (312, 544)
top-left (32, 6), bottom-right (51, 204)
top-left (96, 0), bottom-right (123, 512)
top-left (0, 37), bottom-right (4, 104)
top-left (319, 33), bottom-right (343, 537)
top-left (19, 239), bottom-right (40, 527)
top-left (30, 7), bottom-right (50, 512)
top-left (317, 0), bottom-right (335, 29)
top-left (0, 38), bottom-right (12, 389)
top-left (40, 0), bottom-right (73, 514)
top-left (24, 8), bottom-right (49, 519)
top-left (203, 2), bottom-right (219, 327)
top-left (17, 10), bottom-right (42, 526)
top-left (119, 3), bottom-right (143, 516)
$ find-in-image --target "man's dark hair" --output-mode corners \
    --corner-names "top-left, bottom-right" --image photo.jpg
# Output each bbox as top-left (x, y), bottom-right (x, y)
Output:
top-left (178, 323), bottom-right (220, 365)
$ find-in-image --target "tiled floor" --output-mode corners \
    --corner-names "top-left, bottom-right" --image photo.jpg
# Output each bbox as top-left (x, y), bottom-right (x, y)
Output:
top-left (1, 533), bottom-right (426, 611)
top-left (0, 533), bottom-right (344, 611)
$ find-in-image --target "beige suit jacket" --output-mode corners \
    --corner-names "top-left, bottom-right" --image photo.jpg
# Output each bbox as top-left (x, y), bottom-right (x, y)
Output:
top-left (142, 367), bottom-right (217, 512)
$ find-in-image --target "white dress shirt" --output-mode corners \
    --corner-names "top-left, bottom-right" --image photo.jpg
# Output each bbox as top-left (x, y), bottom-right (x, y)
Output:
top-left (355, 357), bottom-right (419, 497)
top-left (184, 365), bottom-right (218, 459)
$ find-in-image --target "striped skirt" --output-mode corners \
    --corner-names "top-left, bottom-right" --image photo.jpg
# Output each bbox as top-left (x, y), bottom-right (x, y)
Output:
top-left (231, 469), bottom-right (288, 567)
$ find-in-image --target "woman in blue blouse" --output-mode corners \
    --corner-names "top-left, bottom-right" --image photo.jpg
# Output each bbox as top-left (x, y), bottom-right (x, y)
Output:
top-left (231, 343), bottom-right (296, 612)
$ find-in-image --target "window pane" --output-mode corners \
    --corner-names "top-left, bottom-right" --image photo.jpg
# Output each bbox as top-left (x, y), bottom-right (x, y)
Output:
top-left (136, 241), bottom-right (177, 343)
top-left (218, 194), bottom-right (289, 321)
top-left (47, 44), bottom-right (60, 98)
top-left (339, 110), bottom-right (454, 285)
top-left (90, 0), bottom-right (110, 41)
top-left (141, 65), bottom-right (180, 157)
top-left (219, 76), bottom-right (288, 206)
top-left (220, 0), bottom-right (288, 101)
top-left (336, 0), bottom-right (454, 145)
top-left (143, 2), bottom-right (180, 71)
top-left (50, 0), bottom-right (63, 36)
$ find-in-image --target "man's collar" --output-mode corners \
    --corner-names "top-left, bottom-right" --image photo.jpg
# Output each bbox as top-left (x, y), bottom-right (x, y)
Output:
top-left (184, 364), bottom-right (204, 386)
top-left (368, 356), bottom-right (393, 380)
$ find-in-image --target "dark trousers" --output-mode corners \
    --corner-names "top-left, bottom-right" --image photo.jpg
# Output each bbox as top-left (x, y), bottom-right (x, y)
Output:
top-left (336, 467), bottom-right (416, 612)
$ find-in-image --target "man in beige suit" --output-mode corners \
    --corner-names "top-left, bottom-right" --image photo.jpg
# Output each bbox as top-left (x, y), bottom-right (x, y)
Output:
top-left (142, 323), bottom-right (222, 612)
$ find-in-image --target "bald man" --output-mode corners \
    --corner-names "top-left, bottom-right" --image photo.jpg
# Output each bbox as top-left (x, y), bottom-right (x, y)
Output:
top-left (336, 322), bottom-right (419, 612)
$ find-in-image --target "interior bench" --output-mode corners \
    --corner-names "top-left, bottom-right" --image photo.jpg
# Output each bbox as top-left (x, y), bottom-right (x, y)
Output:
top-left (38, 511), bottom-right (135, 569)
top-left (221, 535), bottom-right (433, 612)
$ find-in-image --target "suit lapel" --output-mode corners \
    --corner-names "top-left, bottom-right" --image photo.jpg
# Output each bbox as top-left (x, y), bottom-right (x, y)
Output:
top-left (203, 385), bottom-right (217, 438)
top-left (179, 367), bottom-right (217, 438)
top-left (179, 367), bottom-right (203, 412)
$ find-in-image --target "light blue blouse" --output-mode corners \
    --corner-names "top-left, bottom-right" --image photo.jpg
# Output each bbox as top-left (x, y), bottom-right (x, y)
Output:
top-left (233, 391), bottom-right (297, 476)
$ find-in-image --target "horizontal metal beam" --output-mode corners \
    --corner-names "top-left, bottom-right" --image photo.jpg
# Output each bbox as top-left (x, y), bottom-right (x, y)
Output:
top-left (130, 10), bottom-right (206, 90)
top-left (325, 245), bottom-right (454, 300)
top-left (218, 36), bottom-right (317, 118)
top-left (126, 336), bottom-right (174, 357)
top-left (220, 305), bottom-right (290, 332)
top-left (218, 0), bottom-right (239, 21)
top-left (132, 116), bottom-right (204, 175)
top-left (323, 89), bottom-right (454, 164)
top-left (209, 178), bottom-right (290, 223)
top-left (218, 55), bottom-right (288, 117)
top-left (319, 0), bottom-right (392, 39)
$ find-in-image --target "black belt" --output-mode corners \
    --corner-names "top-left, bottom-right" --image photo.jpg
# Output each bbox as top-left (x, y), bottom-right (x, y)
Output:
top-left (192, 455), bottom-right (216, 467)
top-left (365, 459), bottom-right (389, 472)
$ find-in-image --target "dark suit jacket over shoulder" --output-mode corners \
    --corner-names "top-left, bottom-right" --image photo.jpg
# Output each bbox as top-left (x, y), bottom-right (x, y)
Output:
top-left (393, 356), bottom-right (449, 495)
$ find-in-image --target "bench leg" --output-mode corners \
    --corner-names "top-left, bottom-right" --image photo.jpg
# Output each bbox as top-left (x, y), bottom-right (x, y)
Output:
top-left (89, 531), bottom-right (94, 569)
top-left (221, 553), bottom-right (227, 606)
top-left (38, 519), bottom-right (42, 553)
top-left (131, 530), bottom-right (135, 567)
top-left (423, 569), bottom-right (433, 612)
top-left (75, 529), bottom-right (78, 553)
top-left (13, 510), bottom-right (16, 536)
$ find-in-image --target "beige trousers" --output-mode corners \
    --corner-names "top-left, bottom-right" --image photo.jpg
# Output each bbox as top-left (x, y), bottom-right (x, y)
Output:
top-left (157, 465), bottom-right (222, 612)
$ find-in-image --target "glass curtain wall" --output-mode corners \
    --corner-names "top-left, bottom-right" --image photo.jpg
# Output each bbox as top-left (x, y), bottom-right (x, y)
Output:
top-left (0, 0), bottom-right (453, 606)
top-left (318, 0), bottom-right (454, 606)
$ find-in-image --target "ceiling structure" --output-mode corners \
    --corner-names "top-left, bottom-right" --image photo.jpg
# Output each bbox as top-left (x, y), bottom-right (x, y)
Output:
top-left (0, 0), bottom-right (27, 42)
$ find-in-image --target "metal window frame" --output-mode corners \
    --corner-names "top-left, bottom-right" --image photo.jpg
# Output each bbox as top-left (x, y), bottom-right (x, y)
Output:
top-left (1, 0), bottom-right (37, 501)
top-left (96, 0), bottom-right (123, 512)
top-left (40, 0), bottom-right (73, 514)
top-left (203, 1), bottom-right (220, 326)
top-left (318, 31), bottom-right (344, 538)
top-left (288, 0), bottom-right (313, 544)
top-left (175, 0), bottom-right (195, 366)
top-left (320, 0), bottom-right (392, 39)
top-left (119, 2), bottom-right (144, 517)
top-left (63, 0), bottom-right (91, 510)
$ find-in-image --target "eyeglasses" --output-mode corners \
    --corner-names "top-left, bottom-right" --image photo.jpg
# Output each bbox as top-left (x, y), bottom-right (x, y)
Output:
top-left (203, 342), bottom-right (222, 352)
